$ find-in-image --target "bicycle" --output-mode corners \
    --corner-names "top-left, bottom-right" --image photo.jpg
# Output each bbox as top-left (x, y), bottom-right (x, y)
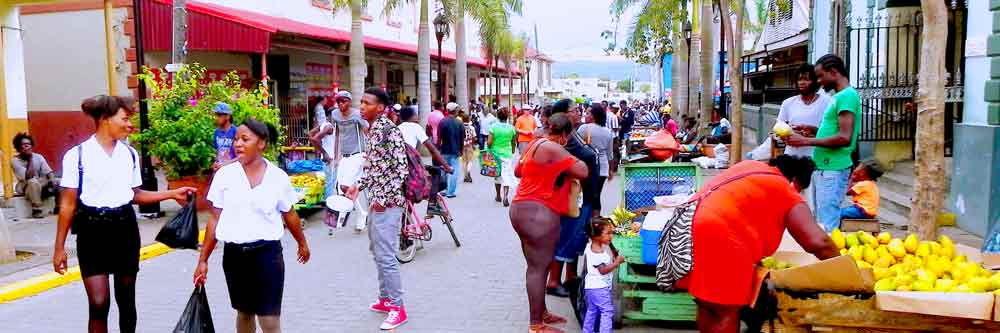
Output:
top-left (396, 166), bottom-right (461, 263)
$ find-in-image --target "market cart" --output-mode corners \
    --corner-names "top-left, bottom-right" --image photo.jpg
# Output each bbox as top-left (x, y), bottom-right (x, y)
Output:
top-left (607, 162), bottom-right (702, 327)
top-left (279, 146), bottom-right (326, 211)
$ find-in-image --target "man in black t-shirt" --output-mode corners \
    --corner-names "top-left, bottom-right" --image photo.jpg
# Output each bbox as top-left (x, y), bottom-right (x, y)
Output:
top-left (437, 104), bottom-right (466, 198)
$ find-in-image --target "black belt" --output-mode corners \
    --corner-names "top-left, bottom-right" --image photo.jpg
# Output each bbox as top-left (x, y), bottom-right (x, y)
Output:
top-left (225, 240), bottom-right (280, 252)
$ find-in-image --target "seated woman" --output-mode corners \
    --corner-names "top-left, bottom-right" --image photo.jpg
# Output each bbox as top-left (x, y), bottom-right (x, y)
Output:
top-left (676, 155), bottom-right (840, 333)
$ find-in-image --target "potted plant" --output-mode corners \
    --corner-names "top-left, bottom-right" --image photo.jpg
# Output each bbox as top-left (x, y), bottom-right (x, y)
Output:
top-left (133, 64), bottom-right (283, 210)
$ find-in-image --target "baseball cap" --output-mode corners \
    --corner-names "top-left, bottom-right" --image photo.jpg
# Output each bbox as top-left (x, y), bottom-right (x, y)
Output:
top-left (393, 104), bottom-right (402, 111)
top-left (335, 90), bottom-right (352, 101)
top-left (213, 102), bottom-right (233, 115)
top-left (446, 102), bottom-right (459, 112)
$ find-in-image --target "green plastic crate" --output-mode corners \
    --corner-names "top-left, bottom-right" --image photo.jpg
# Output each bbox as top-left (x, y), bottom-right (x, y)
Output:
top-left (619, 162), bottom-right (701, 211)
top-left (612, 234), bottom-right (643, 262)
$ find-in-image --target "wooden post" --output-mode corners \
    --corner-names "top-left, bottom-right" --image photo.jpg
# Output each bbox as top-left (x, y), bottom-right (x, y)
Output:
top-left (0, 4), bottom-right (14, 263)
top-left (103, 0), bottom-right (117, 94)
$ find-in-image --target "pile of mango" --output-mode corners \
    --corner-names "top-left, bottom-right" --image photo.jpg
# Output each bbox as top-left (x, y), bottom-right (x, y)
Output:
top-left (831, 229), bottom-right (1000, 293)
top-left (760, 256), bottom-right (795, 270)
top-left (290, 174), bottom-right (325, 195)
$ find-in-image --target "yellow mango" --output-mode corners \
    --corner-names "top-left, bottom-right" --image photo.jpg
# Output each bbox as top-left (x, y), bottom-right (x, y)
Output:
top-left (857, 261), bottom-right (872, 269)
top-left (860, 232), bottom-right (879, 247)
top-left (876, 246), bottom-right (891, 259)
top-left (935, 279), bottom-right (957, 292)
top-left (849, 246), bottom-right (864, 262)
top-left (954, 255), bottom-right (968, 263)
top-left (877, 232), bottom-right (892, 244)
top-left (831, 228), bottom-right (845, 249)
top-left (915, 242), bottom-right (931, 257)
top-left (863, 246), bottom-right (879, 264)
top-left (874, 255), bottom-right (895, 268)
top-left (929, 242), bottom-right (942, 256)
top-left (894, 274), bottom-right (915, 286)
top-left (904, 234), bottom-right (919, 253)
top-left (874, 278), bottom-right (897, 291)
top-left (952, 284), bottom-right (973, 293)
top-left (887, 239), bottom-right (907, 258)
top-left (916, 269), bottom-right (937, 284)
top-left (846, 233), bottom-right (860, 249)
top-left (840, 249), bottom-right (849, 256)
top-left (896, 285), bottom-right (913, 291)
top-left (968, 277), bottom-right (992, 293)
top-left (991, 272), bottom-right (1000, 291)
top-left (873, 267), bottom-right (894, 280)
top-left (938, 235), bottom-right (954, 249)
top-left (939, 246), bottom-right (955, 259)
top-left (912, 280), bottom-right (934, 291)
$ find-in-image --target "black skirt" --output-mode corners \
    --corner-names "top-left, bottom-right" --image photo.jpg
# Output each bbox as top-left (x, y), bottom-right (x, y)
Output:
top-left (74, 204), bottom-right (140, 278)
top-left (223, 240), bottom-right (284, 316)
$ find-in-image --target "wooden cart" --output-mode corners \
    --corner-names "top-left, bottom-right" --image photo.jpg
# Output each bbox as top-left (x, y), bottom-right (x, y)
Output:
top-left (762, 291), bottom-right (1000, 333)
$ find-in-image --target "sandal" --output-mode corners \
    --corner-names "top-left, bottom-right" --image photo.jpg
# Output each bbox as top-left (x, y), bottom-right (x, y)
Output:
top-left (528, 324), bottom-right (565, 333)
top-left (542, 311), bottom-right (567, 325)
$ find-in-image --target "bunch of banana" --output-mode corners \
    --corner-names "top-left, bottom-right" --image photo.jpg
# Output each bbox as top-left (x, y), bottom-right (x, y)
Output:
top-left (610, 206), bottom-right (637, 227)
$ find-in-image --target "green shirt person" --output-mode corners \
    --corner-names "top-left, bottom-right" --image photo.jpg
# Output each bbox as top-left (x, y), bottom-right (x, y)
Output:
top-left (784, 54), bottom-right (861, 232)
top-left (487, 108), bottom-right (518, 205)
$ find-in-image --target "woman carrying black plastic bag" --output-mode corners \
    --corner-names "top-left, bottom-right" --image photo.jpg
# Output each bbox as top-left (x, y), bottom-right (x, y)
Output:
top-left (52, 95), bottom-right (196, 333)
top-left (193, 119), bottom-right (310, 333)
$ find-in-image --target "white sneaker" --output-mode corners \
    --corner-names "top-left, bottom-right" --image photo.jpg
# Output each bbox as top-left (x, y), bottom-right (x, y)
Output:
top-left (379, 306), bottom-right (408, 330)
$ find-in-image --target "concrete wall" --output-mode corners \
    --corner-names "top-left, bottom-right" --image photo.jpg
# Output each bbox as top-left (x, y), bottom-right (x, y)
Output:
top-left (22, 8), bottom-right (129, 112)
top-left (962, 0), bottom-right (993, 125)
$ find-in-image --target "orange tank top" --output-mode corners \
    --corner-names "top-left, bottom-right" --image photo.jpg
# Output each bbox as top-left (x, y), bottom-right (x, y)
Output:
top-left (513, 140), bottom-right (578, 215)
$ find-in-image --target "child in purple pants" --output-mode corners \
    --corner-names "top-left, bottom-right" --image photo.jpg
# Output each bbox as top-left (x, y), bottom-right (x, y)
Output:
top-left (583, 220), bottom-right (625, 333)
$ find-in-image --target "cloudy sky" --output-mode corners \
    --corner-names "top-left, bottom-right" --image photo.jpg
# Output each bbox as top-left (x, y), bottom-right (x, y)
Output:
top-left (510, 0), bottom-right (635, 62)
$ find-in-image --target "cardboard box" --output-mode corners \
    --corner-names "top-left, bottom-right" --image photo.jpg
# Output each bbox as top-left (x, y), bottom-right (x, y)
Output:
top-left (875, 291), bottom-right (996, 321)
top-left (770, 254), bottom-right (875, 293)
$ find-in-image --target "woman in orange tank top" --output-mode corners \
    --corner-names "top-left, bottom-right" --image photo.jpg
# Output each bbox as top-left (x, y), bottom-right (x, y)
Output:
top-left (510, 113), bottom-right (589, 333)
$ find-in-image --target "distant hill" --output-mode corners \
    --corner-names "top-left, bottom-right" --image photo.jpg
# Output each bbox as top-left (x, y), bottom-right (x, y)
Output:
top-left (552, 60), bottom-right (654, 81)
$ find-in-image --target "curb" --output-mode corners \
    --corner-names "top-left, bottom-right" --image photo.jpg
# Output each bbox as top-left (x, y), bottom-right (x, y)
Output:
top-left (0, 230), bottom-right (205, 303)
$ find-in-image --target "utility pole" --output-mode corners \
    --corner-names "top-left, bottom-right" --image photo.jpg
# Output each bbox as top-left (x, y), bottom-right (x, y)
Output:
top-left (135, 0), bottom-right (161, 217)
top-left (171, 0), bottom-right (187, 65)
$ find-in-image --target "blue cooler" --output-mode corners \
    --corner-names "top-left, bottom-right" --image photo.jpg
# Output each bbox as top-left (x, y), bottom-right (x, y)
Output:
top-left (640, 228), bottom-right (662, 265)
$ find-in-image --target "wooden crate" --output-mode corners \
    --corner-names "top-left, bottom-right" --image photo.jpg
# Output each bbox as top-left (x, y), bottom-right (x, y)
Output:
top-left (840, 219), bottom-right (880, 233)
top-left (769, 291), bottom-right (1000, 333)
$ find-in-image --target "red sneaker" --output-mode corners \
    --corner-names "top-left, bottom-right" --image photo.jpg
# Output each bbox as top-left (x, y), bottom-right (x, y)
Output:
top-left (368, 298), bottom-right (391, 313)
top-left (379, 305), bottom-right (408, 330)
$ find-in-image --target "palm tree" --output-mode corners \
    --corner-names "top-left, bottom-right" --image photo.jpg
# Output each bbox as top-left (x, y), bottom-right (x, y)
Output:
top-left (697, 0), bottom-right (714, 134)
top-left (442, 0), bottom-right (522, 111)
top-left (385, 0), bottom-right (432, 124)
top-left (718, 0), bottom-right (743, 162)
top-left (911, 0), bottom-right (948, 239)
top-left (333, 0), bottom-right (368, 110)
top-left (504, 35), bottom-right (525, 108)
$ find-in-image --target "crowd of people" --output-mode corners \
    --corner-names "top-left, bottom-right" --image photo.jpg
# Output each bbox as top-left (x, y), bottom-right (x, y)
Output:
top-left (37, 51), bottom-right (882, 333)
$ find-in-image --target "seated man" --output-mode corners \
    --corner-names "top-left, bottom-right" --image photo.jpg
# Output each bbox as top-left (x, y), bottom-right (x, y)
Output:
top-left (10, 133), bottom-right (58, 218)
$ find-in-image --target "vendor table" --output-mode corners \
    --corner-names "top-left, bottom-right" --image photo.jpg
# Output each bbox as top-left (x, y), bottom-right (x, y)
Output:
top-left (763, 291), bottom-right (1000, 333)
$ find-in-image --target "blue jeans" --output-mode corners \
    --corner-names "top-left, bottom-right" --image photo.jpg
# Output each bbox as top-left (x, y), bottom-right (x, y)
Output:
top-left (841, 204), bottom-right (874, 219)
top-left (323, 163), bottom-right (337, 198)
top-left (555, 204), bottom-right (593, 262)
top-left (583, 287), bottom-right (614, 333)
top-left (443, 154), bottom-right (461, 197)
top-left (813, 168), bottom-right (851, 232)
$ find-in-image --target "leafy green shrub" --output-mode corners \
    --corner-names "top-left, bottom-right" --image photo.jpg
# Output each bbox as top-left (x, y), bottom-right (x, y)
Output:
top-left (132, 63), bottom-right (283, 179)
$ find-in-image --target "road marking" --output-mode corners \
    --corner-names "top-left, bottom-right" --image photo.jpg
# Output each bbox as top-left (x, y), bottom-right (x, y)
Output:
top-left (0, 230), bottom-right (204, 303)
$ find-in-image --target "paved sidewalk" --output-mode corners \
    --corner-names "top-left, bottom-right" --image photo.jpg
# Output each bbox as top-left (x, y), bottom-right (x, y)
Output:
top-left (0, 174), bottom-right (695, 332)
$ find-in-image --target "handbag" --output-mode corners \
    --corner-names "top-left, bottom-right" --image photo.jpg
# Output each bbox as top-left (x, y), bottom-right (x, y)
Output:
top-left (479, 150), bottom-right (501, 177)
top-left (655, 170), bottom-right (787, 291)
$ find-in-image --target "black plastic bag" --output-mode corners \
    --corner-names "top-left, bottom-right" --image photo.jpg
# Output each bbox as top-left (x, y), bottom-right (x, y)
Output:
top-left (173, 285), bottom-right (215, 333)
top-left (156, 195), bottom-right (199, 249)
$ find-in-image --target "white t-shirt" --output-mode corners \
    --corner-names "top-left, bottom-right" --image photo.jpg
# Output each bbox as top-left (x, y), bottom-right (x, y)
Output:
top-left (60, 136), bottom-right (142, 208)
top-left (777, 94), bottom-right (831, 157)
top-left (398, 121), bottom-right (429, 148)
top-left (207, 160), bottom-right (296, 244)
top-left (584, 242), bottom-right (614, 289)
top-left (314, 103), bottom-right (327, 125)
top-left (318, 122), bottom-right (337, 159)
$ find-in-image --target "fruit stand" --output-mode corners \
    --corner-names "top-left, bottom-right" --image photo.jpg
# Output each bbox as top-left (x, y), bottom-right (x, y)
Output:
top-left (754, 230), bottom-right (1000, 332)
top-left (280, 146), bottom-right (327, 211)
top-left (607, 162), bottom-right (702, 326)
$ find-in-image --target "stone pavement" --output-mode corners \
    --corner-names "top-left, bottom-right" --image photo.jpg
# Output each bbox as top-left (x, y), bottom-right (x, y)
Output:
top-left (0, 173), bottom-right (696, 332)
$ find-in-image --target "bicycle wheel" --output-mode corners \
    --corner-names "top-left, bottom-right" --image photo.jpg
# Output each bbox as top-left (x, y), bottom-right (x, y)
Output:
top-left (396, 214), bottom-right (418, 263)
top-left (439, 215), bottom-right (461, 247)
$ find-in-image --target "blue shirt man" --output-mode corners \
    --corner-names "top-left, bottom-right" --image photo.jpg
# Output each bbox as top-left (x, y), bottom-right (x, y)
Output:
top-left (213, 102), bottom-right (237, 171)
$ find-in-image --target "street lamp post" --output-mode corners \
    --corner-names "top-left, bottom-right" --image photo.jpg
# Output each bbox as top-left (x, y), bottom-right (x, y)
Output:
top-left (433, 13), bottom-right (450, 104)
top-left (525, 58), bottom-right (533, 106)
top-left (684, 21), bottom-right (692, 118)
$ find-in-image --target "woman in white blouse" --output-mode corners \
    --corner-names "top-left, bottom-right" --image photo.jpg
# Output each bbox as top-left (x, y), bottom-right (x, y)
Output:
top-left (194, 118), bottom-right (310, 333)
top-left (53, 95), bottom-right (195, 333)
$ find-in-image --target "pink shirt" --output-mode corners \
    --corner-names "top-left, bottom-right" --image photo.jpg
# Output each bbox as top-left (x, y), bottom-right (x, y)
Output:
top-left (427, 110), bottom-right (445, 144)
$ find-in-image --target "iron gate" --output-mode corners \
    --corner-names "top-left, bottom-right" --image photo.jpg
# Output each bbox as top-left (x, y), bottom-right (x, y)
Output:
top-left (845, 3), bottom-right (967, 156)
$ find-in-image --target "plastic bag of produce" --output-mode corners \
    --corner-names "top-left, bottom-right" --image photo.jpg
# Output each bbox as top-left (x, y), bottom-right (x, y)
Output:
top-left (714, 144), bottom-right (730, 168)
top-left (644, 129), bottom-right (680, 150)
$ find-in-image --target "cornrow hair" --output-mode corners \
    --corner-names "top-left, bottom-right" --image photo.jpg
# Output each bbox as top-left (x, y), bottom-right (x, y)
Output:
top-left (816, 54), bottom-right (849, 78)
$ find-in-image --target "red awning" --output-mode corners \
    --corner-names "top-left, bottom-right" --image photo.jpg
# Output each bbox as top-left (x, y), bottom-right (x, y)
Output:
top-left (142, 0), bottom-right (273, 54)
top-left (144, 1), bottom-right (510, 71)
